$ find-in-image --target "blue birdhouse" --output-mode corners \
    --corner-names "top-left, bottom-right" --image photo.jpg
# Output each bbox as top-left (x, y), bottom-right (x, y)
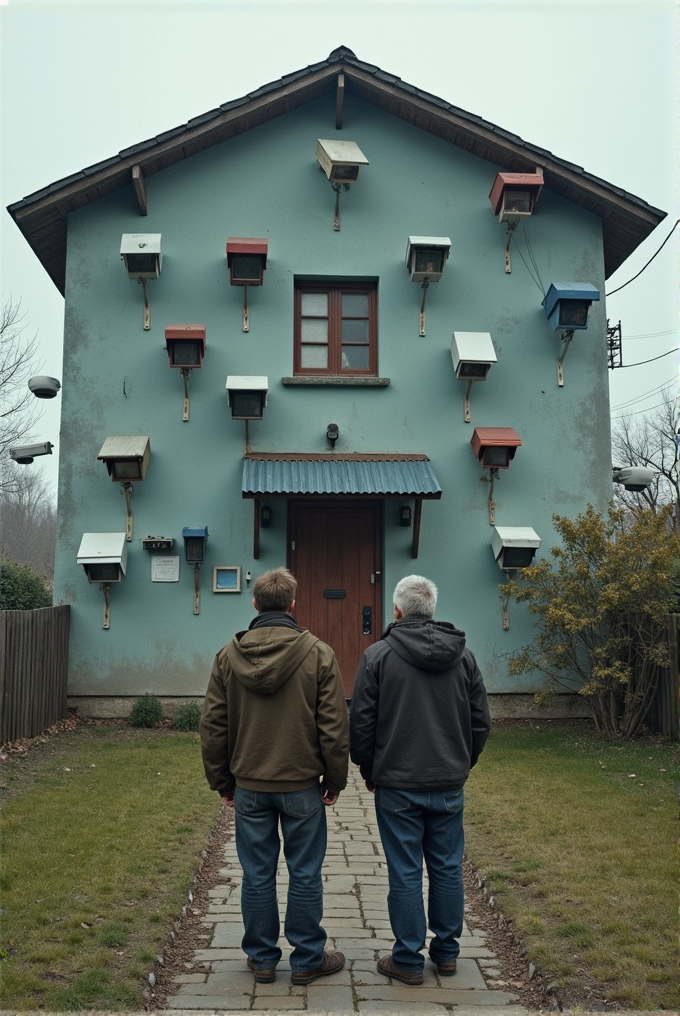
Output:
top-left (182, 526), bottom-right (208, 564)
top-left (542, 283), bottom-right (600, 331)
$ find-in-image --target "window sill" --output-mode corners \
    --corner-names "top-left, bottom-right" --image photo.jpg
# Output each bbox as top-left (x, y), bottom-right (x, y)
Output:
top-left (281, 376), bottom-right (390, 387)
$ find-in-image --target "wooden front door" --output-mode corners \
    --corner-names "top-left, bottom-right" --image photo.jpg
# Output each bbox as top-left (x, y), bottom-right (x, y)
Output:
top-left (288, 500), bottom-right (383, 696)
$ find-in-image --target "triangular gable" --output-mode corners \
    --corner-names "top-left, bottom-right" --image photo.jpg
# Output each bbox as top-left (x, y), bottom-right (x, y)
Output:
top-left (7, 45), bottom-right (665, 293)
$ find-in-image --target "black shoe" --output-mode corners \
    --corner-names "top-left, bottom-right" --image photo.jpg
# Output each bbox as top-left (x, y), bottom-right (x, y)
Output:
top-left (377, 954), bottom-right (424, 985)
top-left (434, 957), bottom-right (457, 976)
top-left (291, 950), bottom-right (345, 985)
top-left (247, 956), bottom-right (276, 983)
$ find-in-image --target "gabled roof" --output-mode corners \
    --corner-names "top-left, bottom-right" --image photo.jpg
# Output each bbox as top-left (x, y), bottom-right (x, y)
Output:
top-left (7, 46), bottom-right (665, 293)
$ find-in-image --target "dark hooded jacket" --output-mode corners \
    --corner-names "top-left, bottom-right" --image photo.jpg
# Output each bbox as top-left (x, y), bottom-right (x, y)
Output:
top-left (200, 615), bottom-right (349, 797)
top-left (350, 616), bottom-right (490, 789)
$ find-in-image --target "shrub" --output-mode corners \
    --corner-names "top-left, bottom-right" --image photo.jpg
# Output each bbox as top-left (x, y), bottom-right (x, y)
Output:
top-left (503, 504), bottom-right (680, 738)
top-left (129, 694), bottom-right (163, 728)
top-left (172, 702), bottom-right (202, 732)
top-left (0, 554), bottom-right (52, 610)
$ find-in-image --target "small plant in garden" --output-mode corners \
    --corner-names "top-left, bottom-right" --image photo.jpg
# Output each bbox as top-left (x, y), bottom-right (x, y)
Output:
top-left (502, 504), bottom-right (680, 738)
top-left (172, 702), bottom-right (202, 732)
top-left (130, 694), bottom-right (163, 728)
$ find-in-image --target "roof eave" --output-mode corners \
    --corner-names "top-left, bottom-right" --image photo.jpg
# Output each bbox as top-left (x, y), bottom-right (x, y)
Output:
top-left (7, 51), bottom-right (666, 292)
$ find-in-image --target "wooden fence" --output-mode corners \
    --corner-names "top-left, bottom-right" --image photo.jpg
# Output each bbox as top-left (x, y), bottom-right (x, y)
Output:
top-left (647, 613), bottom-right (680, 739)
top-left (0, 605), bottom-right (70, 744)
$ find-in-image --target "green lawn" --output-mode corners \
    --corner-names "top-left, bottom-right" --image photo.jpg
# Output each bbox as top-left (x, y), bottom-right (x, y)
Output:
top-left (0, 725), bottom-right (219, 1010)
top-left (465, 721), bottom-right (679, 1010)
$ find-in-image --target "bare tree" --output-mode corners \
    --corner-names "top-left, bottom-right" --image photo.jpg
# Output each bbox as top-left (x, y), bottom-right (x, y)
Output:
top-left (0, 461), bottom-right (57, 582)
top-left (611, 387), bottom-right (680, 524)
top-left (0, 299), bottom-right (44, 488)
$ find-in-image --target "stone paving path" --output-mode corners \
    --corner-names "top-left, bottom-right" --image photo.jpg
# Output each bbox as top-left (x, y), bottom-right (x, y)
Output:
top-left (167, 765), bottom-right (528, 1014)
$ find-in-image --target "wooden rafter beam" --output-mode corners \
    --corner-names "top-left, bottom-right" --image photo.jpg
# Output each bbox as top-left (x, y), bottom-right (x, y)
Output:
top-left (335, 73), bottom-right (344, 129)
top-left (132, 165), bottom-right (147, 216)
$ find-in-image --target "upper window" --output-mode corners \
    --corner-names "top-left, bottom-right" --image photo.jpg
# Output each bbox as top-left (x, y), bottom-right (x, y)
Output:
top-left (294, 282), bottom-right (377, 375)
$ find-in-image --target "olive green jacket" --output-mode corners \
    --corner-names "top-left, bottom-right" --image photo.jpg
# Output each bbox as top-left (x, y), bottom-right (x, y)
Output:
top-left (200, 625), bottom-right (349, 796)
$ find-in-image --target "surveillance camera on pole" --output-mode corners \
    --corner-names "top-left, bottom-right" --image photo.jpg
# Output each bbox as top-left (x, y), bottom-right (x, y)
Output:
top-left (612, 466), bottom-right (655, 493)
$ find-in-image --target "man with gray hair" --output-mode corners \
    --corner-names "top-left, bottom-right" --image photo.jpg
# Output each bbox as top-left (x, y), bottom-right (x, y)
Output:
top-left (350, 574), bottom-right (490, 986)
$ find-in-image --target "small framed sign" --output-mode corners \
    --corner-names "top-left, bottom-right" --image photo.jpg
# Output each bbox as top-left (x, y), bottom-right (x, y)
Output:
top-left (151, 555), bottom-right (180, 582)
top-left (213, 565), bottom-right (241, 593)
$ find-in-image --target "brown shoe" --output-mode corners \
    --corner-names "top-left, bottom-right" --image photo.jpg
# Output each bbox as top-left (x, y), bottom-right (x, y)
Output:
top-left (435, 958), bottom-right (457, 976)
top-left (377, 954), bottom-right (424, 985)
top-left (291, 950), bottom-right (345, 985)
top-left (247, 956), bottom-right (276, 983)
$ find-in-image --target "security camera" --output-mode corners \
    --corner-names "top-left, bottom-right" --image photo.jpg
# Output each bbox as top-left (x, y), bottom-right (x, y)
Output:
top-left (612, 466), bottom-right (655, 492)
top-left (9, 441), bottom-right (54, 464)
top-left (28, 375), bottom-right (61, 399)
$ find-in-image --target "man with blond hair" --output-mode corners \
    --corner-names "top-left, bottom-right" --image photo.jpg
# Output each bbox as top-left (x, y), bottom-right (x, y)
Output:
top-left (200, 567), bottom-right (348, 986)
top-left (350, 574), bottom-right (490, 986)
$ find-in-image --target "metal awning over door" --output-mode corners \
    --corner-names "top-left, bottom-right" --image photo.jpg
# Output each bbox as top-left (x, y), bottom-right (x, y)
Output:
top-left (240, 453), bottom-right (442, 559)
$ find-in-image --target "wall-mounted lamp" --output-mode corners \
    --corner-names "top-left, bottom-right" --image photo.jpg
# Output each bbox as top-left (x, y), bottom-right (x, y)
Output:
top-left (120, 233), bottom-right (161, 330)
top-left (542, 282), bottom-right (601, 386)
top-left (492, 526), bottom-right (541, 629)
top-left (451, 331), bottom-right (497, 423)
top-left (9, 441), bottom-right (53, 464)
top-left (182, 526), bottom-right (208, 615)
top-left (327, 423), bottom-right (339, 449)
top-left (165, 324), bottom-right (206, 422)
top-left (260, 505), bottom-right (272, 529)
top-left (612, 466), bottom-right (655, 492)
top-left (471, 427), bottom-right (522, 525)
top-left (489, 170), bottom-right (543, 273)
top-left (226, 376), bottom-right (269, 420)
top-left (77, 532), bottom-right (127, 629)
top-left (405, 236), bottom-right (451, 336)
top-left (316, 138), bottom-right (369, 231)
top-left (226, 237), bottom-right (268, 332)
top-left (28, 376), bottom-right (61, 399)
top-left (97, 436), bottom-right (151, 542)
top-left (400, 504), bottom-right (412, 528)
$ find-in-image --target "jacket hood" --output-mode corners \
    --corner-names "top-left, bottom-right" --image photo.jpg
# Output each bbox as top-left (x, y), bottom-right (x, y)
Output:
top-left (225, 626), bottom-right (319, 694)
top-left (383, 617), bottom-right (467, 672)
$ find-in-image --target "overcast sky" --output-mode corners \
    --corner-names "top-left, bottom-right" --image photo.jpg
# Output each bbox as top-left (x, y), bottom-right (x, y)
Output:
top-left (1, 0), bottom-right (677, 493)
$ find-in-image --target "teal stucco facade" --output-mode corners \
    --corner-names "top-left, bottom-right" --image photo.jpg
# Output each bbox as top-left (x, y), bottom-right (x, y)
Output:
top-left (53, 90), bottom-right (613, 702)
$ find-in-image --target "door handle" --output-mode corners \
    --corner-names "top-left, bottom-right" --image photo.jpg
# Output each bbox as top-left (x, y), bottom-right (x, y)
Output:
top-left (362, 606), bottom-right (372, 635)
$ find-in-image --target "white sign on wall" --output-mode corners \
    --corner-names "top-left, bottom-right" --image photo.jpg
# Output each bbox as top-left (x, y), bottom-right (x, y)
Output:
top-left (151, 556), bottom-right (180, 582)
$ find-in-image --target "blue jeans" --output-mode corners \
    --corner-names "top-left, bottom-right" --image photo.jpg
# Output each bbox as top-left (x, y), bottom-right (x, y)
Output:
top-left (375, 786), bottom-right (465, 973)
top-left (233, 785), bottom-right (327, 971)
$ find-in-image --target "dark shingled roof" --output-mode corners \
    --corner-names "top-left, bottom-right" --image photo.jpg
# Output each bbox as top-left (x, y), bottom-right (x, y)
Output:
top-left (7, 45), bottom-right (665, 293)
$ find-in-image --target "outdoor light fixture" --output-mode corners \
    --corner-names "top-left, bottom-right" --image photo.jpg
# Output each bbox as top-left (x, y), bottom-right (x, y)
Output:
top-left (492, 526), bottom-right (541, 630)
top-left (260, 505), bottom-right (272, 528)
top-left (400, 504), bottom-right (412, 528)
top-left (542, 282), bottom-right (601, 386)
top-left (28, 376), bottom-right (61, 399)
top-left (327, 423), bottom-right (339, 449)
top-left (77, 532), bottom-right (128, 629)
top-left (471, 427), bottom-right (522, 525)
top-left (451, 331), bottom-right (497, 423)
top-left (489, 171), bottom-right (544, 273)
top-left (612, 466), bottom-right (655, 492)
top-left (226, 376), bottom-right (268, 421)
top-left (97, 436), bottom-right (151, 542)
top-left (316, 139), bottom-right (369, 231)
top-left (405, 236), bottom-right (451, 336)
top-left (120, 233), bottom-right (161, 330)
top-left (226, 238), bottom-right (268, 332)
top-left (165, 325), bottom-right (206, 422)
top-left (182, 526), bottom-right (208, 615)
top-left (9, 441), bottom-right (54, 465)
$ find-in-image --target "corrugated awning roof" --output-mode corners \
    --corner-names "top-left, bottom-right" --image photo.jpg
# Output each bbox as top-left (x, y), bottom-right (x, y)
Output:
top-left (241, 454), bottom-right (442, 497)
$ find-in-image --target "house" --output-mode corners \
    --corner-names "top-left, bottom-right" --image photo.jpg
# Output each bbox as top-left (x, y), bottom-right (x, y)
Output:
top-left (7, 47), bottom-right (666, 716)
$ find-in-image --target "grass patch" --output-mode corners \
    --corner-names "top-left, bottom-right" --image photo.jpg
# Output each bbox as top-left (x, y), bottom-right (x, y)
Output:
top-left (465, 721), bottom-right (679, 1010)
top-left (0, 725), bottom-right (219, 1010)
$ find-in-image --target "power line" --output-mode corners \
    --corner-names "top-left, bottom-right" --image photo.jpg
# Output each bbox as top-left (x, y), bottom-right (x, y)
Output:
top-left (611, 397), bottom-right (672, 420)
top-left (624, 328), bottom-right (677, 341)
top-left (605, 219), bottom-right (679, 297)
top-left (610, 378), bottom-right (677, 411)
top-left (616, 348), bottom-right (679, 368)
